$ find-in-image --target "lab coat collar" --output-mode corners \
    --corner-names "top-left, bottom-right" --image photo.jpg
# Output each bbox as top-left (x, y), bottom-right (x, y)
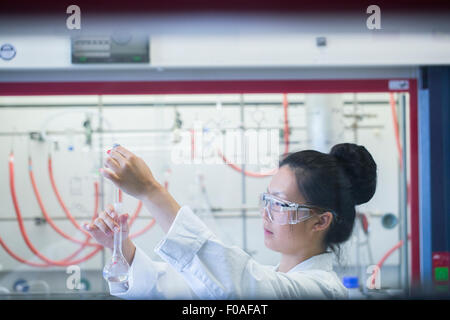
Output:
top-left (274, 251), bottom-right (334, 273)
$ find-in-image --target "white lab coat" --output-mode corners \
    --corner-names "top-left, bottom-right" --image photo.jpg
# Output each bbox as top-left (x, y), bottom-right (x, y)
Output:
top-left (109, 206), bottom-right (349, 300)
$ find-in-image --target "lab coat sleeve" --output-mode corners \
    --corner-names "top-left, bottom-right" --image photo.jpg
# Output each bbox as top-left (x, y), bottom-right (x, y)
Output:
top-left (155, 206), bottom-right (342, 299)
top-left (108, 245), bottom-right (197, 299)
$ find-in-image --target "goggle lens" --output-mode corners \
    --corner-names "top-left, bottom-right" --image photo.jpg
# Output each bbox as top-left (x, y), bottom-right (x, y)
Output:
top-left (259, 193), bottom-right (313, 225)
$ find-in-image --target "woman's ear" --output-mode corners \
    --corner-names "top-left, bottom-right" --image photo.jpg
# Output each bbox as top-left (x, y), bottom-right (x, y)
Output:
top-left (312, 212), bottom-right (334, 232)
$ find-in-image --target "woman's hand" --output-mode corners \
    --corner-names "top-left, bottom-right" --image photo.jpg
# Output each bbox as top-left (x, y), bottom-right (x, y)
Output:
top-left (83, 204), bottom-right (129, 249)
top-left (100, 145), bottom-right (159, 201)
top-left (83, 204), bottom-right (136, 264)
top-left (100, 144), bottom-right (181, 234)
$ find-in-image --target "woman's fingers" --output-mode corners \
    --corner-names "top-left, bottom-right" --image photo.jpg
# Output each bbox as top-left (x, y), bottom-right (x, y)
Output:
top-left (109, 149), bottom-right (127, 167)
top-left (105, 204), bottom-right (118, 220)
top-left (100, 211), bottom-right (120, 233)
top-left (94, 217), bottom-right (113, 235)
top-left (84, 222), bottom-right (102, 235)
top-left (82, 222), bottom-right (97, 232)
top-left (115, 145), bottom-right (134, 159)
top-left (100, 168), bottom-right (120, 184)
top-left (105, 156), bottom-right (120, 172)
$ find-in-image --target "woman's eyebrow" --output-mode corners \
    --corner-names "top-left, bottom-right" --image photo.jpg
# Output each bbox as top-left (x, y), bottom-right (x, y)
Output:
top-left (267, 188), bottom-right (286, 197)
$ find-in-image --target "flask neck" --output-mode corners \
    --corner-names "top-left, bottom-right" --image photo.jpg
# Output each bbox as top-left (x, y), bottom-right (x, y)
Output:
top-left (112, 228), bottom-right (123, 257)
top-left (112, 201), bottom-right (124, 257)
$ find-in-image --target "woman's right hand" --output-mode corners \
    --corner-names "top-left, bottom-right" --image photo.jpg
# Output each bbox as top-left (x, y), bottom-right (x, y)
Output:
top-left (82, 204), bottom-right (130, 250)
top-left (100, 145), bottom-right (160, 201)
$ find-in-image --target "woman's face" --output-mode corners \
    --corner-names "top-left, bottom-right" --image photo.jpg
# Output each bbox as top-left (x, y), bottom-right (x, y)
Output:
top-left (262, 165), bottom-right (319, 255)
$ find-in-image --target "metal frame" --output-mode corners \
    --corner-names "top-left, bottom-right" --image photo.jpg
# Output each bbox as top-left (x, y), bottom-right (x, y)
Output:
top-left (0, 77), bottom-right (421, 287)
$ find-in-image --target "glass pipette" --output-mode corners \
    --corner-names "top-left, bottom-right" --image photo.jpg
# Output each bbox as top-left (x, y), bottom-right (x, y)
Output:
top-left (102, 186), bottom-right (130, 283)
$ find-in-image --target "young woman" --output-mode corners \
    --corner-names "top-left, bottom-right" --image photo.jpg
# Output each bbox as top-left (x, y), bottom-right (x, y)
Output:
top-left (84, 142), bottom-right (377, 299)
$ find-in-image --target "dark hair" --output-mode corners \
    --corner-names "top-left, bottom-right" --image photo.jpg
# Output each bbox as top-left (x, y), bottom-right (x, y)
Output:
top-left (279, 143), bottom-right (377, 257)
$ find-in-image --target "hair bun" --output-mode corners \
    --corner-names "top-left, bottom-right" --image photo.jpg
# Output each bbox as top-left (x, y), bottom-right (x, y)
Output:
top-left (330, 143), bottom-right (377, 205)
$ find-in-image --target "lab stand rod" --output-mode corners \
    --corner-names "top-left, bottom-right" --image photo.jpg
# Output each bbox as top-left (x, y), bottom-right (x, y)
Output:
top-left (6, 207), bottom-right (396, 222)
top-left (352, 93), bottom-right (359, 143)
top-left (0, 125), bottom-right (385, 138)
top-left (0, 100), bottom-right (398, 109)
top-left (0, 211), bottom-right (264, 222)
top-left (395, 96), bottom-right (403, 291)
top-left (400, 93), bottom-right (410, 295)
top-left (352, 94), bottom-right (363, 289)
top-left (98, 96), bottom-right (108, 293)
top-left (0, 102), bottom-right (307, 108)
top-left (240, 94), bottom-right (248, 253)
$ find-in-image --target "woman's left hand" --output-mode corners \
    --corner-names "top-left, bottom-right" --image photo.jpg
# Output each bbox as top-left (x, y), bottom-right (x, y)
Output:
top-left (100, 145), bottom-right (160, 201)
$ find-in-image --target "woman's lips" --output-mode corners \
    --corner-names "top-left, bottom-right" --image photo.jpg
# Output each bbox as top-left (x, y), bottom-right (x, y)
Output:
top-left (264, 228), bottom-right (274, 236)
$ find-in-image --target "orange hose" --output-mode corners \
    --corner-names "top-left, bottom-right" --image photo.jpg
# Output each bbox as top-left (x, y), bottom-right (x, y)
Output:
top-left (389, 93), bottom-right (412, 207)
top-left (2, 153), bottom-right (153, 267)
top-left (0, 154), bottom-right (99, 267)
top-left (389, 93), bottom-right (403, 168)
top-left (367, 94), bottom-right (411, 287)
top-left (29, 156), bottom-right (100, 248)
top-left (8, 153), bottom-right (102, 266)
top-left (0, 235), bottom-right (48, 267)
top-left (371, 234), bottom-right (411, 287)
top-left (49, 155), bottom-right (144, 234)
top-left (49, 152), bottom-right (153, 243)
top-left (218, 93), bottom-right (289, 177)
top-left (218, 151), bottom-right (278, 177)
top-left (48, 156), bottom-right (91, 237)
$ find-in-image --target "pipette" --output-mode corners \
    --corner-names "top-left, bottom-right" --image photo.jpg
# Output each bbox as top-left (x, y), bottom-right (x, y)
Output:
top-left (102, 184), bottom-right (130, 283)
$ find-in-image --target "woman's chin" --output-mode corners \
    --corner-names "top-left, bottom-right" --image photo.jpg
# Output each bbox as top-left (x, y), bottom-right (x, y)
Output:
top-left (264, 237), bottom-right (276, 251)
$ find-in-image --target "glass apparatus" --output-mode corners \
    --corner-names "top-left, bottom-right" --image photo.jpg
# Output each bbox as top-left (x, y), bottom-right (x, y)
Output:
top-left (102, 187), bottom-right (130, 283)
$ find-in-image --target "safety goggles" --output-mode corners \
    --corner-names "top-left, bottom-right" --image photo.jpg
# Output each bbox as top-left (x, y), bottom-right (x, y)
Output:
top-left (259, 192), bottom-right (333, 225)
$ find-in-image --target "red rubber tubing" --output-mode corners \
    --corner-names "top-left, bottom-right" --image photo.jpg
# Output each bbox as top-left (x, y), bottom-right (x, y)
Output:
top-left (0, 235), bottom-right (48, 267)
top-left (48, 153), bottom-right (153, 242)
top-left (218, 93), bottom-right (289, 177)
top-left (389, 93), bottom-right (411, 206)
top-left (3, 153), bottom-right (153, 267)
top-left (1, 188), bottom-right (96, 268)
top-left (3, 151), bottom-right (160, 267)
top-left (8, 152), bottom-right (103, 266)
top-left (29, 156), bottom-right (101, 247)
top-left (389, 93), bottom-right (403, 168)
top-left (49, 155), bottom-right (144, 235)
top-left (48, 155), bottom-right (91, 237)
top-left (371, 234), bottom-right (411, 286)
top-left (367, 94), bottom-right (411, 286)
top-left (217, 151), bottom-right (278, 177)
